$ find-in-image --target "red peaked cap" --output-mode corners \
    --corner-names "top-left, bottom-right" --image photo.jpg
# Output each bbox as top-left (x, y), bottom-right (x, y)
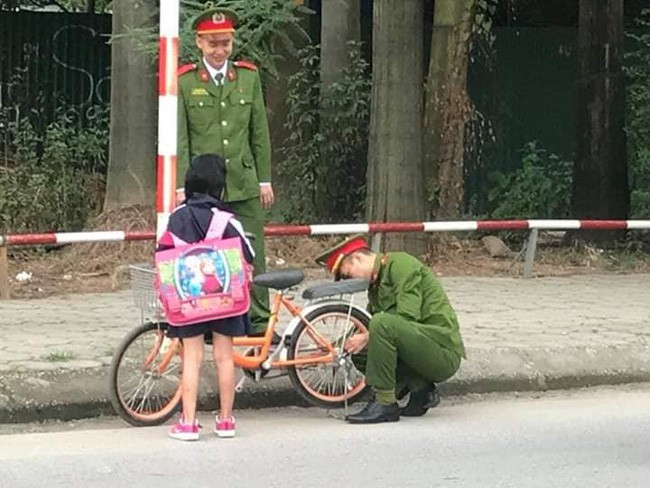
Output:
top-left (194, 9), bottom-right (237, 35)
top-left (316, 235), bottom-right (370, 279)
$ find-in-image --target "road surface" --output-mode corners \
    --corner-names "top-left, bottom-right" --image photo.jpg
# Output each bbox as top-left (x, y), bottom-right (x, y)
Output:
top-left (1, 385), bottom-right (648, 487)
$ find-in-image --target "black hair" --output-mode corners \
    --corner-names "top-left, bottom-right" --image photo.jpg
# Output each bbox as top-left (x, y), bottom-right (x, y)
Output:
top-left (184, 153), bottom-right (226, 199)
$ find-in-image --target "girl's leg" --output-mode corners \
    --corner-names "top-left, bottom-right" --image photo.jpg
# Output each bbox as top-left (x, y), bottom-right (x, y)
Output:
top-left (211, 332), bottom-right (235, 419)
top-left (180, 335), bottom-right (204, 424)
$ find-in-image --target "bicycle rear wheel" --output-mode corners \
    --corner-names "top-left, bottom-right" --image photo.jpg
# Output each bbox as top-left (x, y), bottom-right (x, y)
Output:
top-left (287, 304), bottom-right (370, 409)
top-left (108, 322), bottom-right (182, 426)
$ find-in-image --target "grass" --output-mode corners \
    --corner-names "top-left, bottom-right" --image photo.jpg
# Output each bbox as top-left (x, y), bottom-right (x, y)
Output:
top-left (46, 351), bottom-right (75, 362)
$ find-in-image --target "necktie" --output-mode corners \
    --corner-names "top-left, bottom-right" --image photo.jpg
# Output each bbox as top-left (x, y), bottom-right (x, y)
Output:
top-left (214, 72), bottom-right (224, 86)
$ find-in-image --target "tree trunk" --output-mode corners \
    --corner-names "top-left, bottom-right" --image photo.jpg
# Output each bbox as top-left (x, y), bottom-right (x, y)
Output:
top-left (572, 0), bottom-right (628, 244)
top-left (423, 0), bottom-right (475, 219)
top-left (86, 0), bottom-right (96, 13)
top-left (366, 0), bottom-right (426, 255)
top-left (104, 0), bottom-right (158, 211)
top-left (320, 0), bottom-right (360, 85)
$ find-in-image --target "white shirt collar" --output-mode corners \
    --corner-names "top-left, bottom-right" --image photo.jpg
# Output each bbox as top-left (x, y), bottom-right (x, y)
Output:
top-left (203, 58), bottom-right (228, 85)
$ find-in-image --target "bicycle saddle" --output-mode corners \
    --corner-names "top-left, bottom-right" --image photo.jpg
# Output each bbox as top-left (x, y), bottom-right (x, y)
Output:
top-left (301, 279), bottom-right (369, 299)
top-left (253, 269), bottom-right (305, 289)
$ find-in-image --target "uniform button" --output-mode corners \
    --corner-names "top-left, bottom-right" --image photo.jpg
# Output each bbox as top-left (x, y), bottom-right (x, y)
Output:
top-left (199, 102), bottom-right (204, 107)
top-left (220, 101), bottom-right (226, 107)
top-left (240, 99), bottom-right (245, 105)
top-left (223, 139), bottom-right (229, 145)
top-left (225, 158), bottom-right (230, 163)
top-left (221, 120), bottom-right (227, 127)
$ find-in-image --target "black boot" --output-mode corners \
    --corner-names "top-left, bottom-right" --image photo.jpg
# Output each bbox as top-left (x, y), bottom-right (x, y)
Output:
top-left (400, 384), bottom-right (440, 417)
top-left (345, 401), bottom-right (400, 424)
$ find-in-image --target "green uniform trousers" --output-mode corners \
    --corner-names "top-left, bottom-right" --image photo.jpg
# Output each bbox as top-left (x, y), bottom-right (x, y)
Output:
top-left (227, 197), bottom-right (270, 332)
top-left (353, 312), bottom-right (462, 398)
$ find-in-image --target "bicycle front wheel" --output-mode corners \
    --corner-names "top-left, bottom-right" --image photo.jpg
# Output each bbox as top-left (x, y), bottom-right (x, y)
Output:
top-left (108, 322), bottom-right (182, 426)
top-left (287, 304), bottom-right (370, 409)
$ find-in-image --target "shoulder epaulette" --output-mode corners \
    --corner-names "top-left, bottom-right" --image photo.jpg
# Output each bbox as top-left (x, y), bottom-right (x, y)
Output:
top-left (178, 63), bottom-right (198, 76)
top-left (233, 60), bottom-right (258, 71)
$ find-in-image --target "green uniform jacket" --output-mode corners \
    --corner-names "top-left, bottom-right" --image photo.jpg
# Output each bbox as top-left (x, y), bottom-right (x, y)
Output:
top-left (367, 252), bottom-right (466, 358)
top-left (177, 60), bottom-right (272, 202)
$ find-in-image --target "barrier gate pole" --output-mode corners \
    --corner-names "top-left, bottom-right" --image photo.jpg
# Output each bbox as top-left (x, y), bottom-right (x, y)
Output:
top-left (0, 244), bottom-right (9, 299)
top-left (156, 0), bottom-right (180, 238)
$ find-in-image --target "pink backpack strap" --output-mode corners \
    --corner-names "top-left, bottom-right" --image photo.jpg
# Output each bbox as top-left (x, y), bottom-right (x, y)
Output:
top-left (205, 209), bottom-right (233, 239)
top-left (159, 229), bottom-right (188, 248)
top-left (158, 204), bottom-right (189, 247)
top-left (170, 234), bottom-right (188, 247)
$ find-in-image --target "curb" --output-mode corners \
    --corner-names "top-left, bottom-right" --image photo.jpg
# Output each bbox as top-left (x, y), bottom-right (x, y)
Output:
top-left (1, 344), bottom-right (649, 424)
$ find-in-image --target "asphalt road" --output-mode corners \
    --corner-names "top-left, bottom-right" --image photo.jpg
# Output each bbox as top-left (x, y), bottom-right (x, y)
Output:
top-left (1, 385), bottom-right (649, 488)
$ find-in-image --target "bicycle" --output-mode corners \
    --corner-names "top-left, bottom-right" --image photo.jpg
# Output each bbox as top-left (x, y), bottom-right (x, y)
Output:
top-left (109, 264), bottom-right (371, 426)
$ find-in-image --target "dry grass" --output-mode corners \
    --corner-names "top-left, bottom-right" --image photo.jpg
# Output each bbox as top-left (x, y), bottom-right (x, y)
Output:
top-left (7, 205), bottom-right (156, 298)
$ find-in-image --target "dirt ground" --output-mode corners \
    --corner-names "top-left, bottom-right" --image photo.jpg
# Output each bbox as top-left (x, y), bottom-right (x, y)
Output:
top-left (5, 232), bottom-right (650, 299)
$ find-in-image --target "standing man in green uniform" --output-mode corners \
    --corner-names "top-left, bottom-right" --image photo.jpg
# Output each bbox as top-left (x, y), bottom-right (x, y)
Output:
top-left (316, 236), bottom-right (466, 424)
top-left (176, 8), bottom-right (272, 333)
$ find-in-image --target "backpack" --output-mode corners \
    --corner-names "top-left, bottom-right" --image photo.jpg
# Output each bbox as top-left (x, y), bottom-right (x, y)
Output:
top-left (154, 209), bottom-right (252, 326)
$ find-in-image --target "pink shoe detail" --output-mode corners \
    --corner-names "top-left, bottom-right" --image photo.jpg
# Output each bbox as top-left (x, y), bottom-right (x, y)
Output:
top-left (169, 418), bottom-right (200, 441)
top-left (214, 416), bottom-right (236, 438)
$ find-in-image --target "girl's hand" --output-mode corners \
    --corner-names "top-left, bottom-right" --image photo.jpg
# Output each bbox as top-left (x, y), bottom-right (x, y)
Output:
top-left (344, 332), bottom-right (369, 355)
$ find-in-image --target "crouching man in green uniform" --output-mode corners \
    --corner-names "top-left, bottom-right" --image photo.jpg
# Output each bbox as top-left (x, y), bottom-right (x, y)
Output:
top-left (316, 236), bottom-right (466, 424)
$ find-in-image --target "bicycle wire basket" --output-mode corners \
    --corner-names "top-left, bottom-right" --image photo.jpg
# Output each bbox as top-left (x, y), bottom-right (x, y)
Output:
top-left (129, 263), bottom-right (164, 319)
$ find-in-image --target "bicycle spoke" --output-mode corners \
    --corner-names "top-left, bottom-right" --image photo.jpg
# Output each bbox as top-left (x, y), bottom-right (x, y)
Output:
top-left (290, 308), bottom-right (369, 405)
top-left (116, 327), bottom-right (181, 417)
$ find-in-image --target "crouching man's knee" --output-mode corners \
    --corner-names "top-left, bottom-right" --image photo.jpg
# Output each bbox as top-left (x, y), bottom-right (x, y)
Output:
top-left (369, 312), bottom-right (395, 339)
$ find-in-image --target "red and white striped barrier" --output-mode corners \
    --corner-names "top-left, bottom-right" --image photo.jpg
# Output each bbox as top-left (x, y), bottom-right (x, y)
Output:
top-left (1, 220), bottom-right (649, 247)
top-left (0, 231), bottom-right (155, 247)
top-left (156, 0), bottom-right (180, 238)
top-left (264, 219), bottom-right (650, 236)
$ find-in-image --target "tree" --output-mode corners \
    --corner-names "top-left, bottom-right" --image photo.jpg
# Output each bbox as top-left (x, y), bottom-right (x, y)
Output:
top-left (423, 0), bottom-right (476, 219)
top-left (103, 0), bottom-right (158, 210)
top-left (573, 0), bottom-right (628, 243)
top-left (320, 0), bottom-right (360, 85)
top-left (366, 0), bottom-right (426, 254)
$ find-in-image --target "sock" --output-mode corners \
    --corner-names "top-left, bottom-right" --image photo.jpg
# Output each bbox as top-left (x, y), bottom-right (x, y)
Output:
top-left (375, 389), bottom-right (396, 405)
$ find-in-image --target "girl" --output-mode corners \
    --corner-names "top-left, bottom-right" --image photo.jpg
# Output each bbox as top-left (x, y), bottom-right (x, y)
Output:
top-left (158, 153), bottom-right (254, 441)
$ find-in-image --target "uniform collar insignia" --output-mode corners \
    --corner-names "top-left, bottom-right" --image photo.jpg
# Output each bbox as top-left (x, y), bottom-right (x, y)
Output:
top-left (199, 69), bottom-right (210, 83)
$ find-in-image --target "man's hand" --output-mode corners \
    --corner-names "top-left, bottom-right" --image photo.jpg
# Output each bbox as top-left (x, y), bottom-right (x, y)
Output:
top-left (175, 189), bottom-right (185, 207)
top-left (344, 332), bottom-right (369, 355)
top-left (260, 184), bottom-right (274, 210)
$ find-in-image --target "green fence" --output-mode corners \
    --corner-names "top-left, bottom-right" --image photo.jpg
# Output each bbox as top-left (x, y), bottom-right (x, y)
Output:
top-left (467, 27), bottom-right (578, 214)
top-left (0, 11), bottom-right (111, 125)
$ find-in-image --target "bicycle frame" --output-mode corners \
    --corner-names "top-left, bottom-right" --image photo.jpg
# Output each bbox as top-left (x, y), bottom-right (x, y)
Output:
top-left (149, 287), bottom-right (371, 375)
top-left (233, 290), bottom-right (368, 370)
top-left (111, 271), bottom-right (372, 425)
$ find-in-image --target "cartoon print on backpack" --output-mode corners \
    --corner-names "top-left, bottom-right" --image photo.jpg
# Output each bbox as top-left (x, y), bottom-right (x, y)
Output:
top-left (200, 258), bottom-right (223, 294)
top-left (174, 249), bottom-right (228, 299)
